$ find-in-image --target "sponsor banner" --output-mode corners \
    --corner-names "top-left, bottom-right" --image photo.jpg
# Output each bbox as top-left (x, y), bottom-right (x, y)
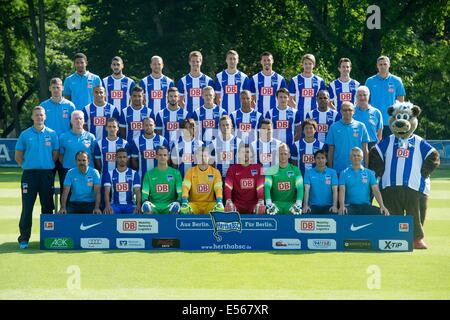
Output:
top-left (295, 218), bottom-right (337, 234)
top-left (343, 240), bottom-right (372, 250)
top-left (379, 240), bottom-right (409, 251)
top-left (117, 218), bottom-right (158, 234)
top-left (80, 238), bottom-right (110, 249)
top-left (44, 237), bottom-right (74, 249)
top-left (0, 139), bottom-right (19, 167)
top-left (307, 239), bottom-right (337, 250)
top-left (116, 238), bottom-right (145, 249)
top-left (272, 239), bottom-right (301, 249)
top-left (40, 214), bottom-right (413, 251)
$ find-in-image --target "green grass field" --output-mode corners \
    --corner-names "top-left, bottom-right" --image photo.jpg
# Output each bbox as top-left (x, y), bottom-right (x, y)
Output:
top-left (0, 167), bottom-right (449, 300)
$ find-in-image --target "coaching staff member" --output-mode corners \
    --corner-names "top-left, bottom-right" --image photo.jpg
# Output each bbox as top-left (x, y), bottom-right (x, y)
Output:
top-left (15, 106), bottom-right (59, 249)
top-left (58, 151), bottom-right (102, 214)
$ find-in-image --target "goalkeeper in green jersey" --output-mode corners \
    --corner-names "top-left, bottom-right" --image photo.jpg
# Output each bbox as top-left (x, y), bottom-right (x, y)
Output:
top-left (141, 146), bottom-right (183, 214)
top-left (264, 143), bottom-right (304, 214)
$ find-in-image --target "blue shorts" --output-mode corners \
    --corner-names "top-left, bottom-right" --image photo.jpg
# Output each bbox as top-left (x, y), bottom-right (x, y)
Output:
top-left (111, 203), bottom-right (136, 214)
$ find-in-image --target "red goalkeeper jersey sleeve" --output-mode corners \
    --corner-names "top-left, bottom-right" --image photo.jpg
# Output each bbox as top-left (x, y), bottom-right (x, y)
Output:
top-left (224, 164), bottom-right (264, 204)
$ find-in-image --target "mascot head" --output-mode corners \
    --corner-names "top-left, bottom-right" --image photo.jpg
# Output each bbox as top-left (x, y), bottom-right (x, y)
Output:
top-left (388, 101), bottom-right (421, 139)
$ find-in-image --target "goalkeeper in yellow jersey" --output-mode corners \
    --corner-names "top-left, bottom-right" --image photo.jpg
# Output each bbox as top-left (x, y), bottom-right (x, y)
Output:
top-left (181, 146), bottom-right (224, 214)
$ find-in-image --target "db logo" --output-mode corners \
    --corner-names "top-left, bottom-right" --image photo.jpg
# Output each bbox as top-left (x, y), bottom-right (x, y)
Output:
top-left (197, 184), bottom-right (210, 193)
top-left (182, 154), bottom-right (194, 163)
top-left (203, 120), bottom-right (216, 128)
top-left (111, 90), bottom-right (124, 99)
top-left (93, 117), bottom-right (107, 126)
top-left (239, 123), bottom-right (252, 132)
top-left (105, 152), bottom-right (116, 162)
top-left (317, 123), bottom-right (328, 133)
top-left (302, 88), bottom-right (314, 97)
top-left (396, 149), bottom-right (410, 158)
top-left (156, 184), bottom-right (169, 193)
top-left (261, 153), bottom-right (272, 163)
top-left (277, 182), bottom-right (291, 191)
top-left (130, 121), bottom-right (143, 131)
top-left (123, 221), bottom-right (137, 231)
top-left (151, 90), bottom-right (163, 99)
top-left (260, 87), bottom-right (273, 96)
top-left (220, 151), bottom-right (233, 161)
top-left (225, 85), bottom-right (238, 94)
top-left (189, 88), bottom-right (202, 97)
top-left (116, 182), bottom-right (129, 192)
top-left (240, 178), bottom-right (254, 189)
top-left (143, 150), bottom-right (156, 159)
top-left (302, 154), bottom-right (314, 164)
top-left (300, 220), bottom-right (315, 231)
top-left (340, 92), bottom-right (352, 102)
top-left (276, 120), bottom-right (289, 129)
top-left (167, 121), bottom-right (179, 131)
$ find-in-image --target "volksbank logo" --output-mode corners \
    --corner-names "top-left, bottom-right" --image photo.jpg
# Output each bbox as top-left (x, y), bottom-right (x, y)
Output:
top-left (44, 238), bottom-right (74, 249)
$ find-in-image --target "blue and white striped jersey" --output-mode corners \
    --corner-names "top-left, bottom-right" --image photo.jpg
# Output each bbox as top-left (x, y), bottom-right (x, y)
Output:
top-left (249, 71), bottom-right (286, 116)
top-left (93, 137), bottom-right (129, 174)
top-left (130, 134), bottom-right (169, 181)
top-left (328, 78), bottom-right (360, 113)
top-left (103, 168), bottom-right (141, 205)
top-left (170, 136), bottom-right (204, 177)
top-left (265, 106), bottom-right (299, 146)
top-left (177, 73), bottom-right (214, 113)
top-left (83, 102), bottom-right (121, 141)
top-left (140, 74), bottom-right (175, 114)
top-left (102, 75), bottom-right (136, 111)
top-left (229, 108), bottom-right (263, 144)
top-left (119, 106), bottom-right (154, 143)
top-left (305, 108), bottom-right (341, 144)
top-left (155, 107), bottom-right (189, 143)
top-left (214, 70), bottom-right (249, 114)
top-left (209, 134), bottom-right (242, 178)
top-left (191, 105), bottom-right (227, 144)
top-left (291, 138), bottom-right (324, 176)
top-left (288, 74), bottom-right (326, 121)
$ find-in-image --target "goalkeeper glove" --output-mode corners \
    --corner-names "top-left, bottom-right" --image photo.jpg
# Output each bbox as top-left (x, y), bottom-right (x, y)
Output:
top-left (141, 201), bottom-right (155, 214)
top-left (180, 198), bottom-right (191, 214)
top-left (266, 200), bottom-right (279, 215)
top-left (289, 200), bottom-right (302, 215)
top-left (212, 198), bottom-right (225, 212)
top-left (168, 201), bottom-right (180, 214)
top-left (254, 200), bottom-right (266, 214)
top-left (224, 199), bottom-right (236, 212)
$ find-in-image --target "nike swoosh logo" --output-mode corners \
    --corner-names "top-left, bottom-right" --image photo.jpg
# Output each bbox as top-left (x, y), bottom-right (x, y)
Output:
top-left (80, 222), bottom-right (103, 231)
top-left (350, 223), bottom-right (373, 231)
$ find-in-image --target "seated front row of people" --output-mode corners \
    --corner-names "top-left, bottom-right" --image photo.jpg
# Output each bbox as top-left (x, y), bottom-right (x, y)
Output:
top-left (57, 143), bottom-right (389, 216)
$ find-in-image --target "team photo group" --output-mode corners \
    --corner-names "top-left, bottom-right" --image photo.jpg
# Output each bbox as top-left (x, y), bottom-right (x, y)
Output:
top-left (15, 49), bottom-right (440, 250)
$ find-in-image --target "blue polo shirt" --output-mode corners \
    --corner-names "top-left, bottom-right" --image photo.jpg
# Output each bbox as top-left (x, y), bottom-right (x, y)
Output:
top-left (15, 126), bottom-right (59, 170)
top-left (64, 166), bottom-right (101, 202)
top-left (325, 119), bottom-right (369, 174)
top-left (63, 71), bottom-right (102, 110)
top-left (339, 166), bottom-right (377, 205)
top-left (354, 105), bottom-right (383, 143)
top-left (41, 97), bottom-right (75, 137)
top-left (59, 130), bottom-right (96, 169)
top-left (365, 73), bottom-right (405, 125)
top-left (304, 166), bottom-right (338, 206)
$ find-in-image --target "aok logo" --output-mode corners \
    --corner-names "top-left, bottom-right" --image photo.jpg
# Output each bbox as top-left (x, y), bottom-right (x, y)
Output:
top-left (189, 88), bottom-right (202, 97)
top-left (339, 92), bottom-right (353, 102)
top-left (105, 152), bottom-right (116, 162)
top-left (197, 184), bottom-right (210, 193)
top-left (116, 183), bottom-right (129, 192)
top-left (44, 238), bottom-right (74, 249)
top-left (150, 90), bottom-right (163, 99)
top-left (301, 88), bottom-right (314, 97)
top-left (240, 178), bottom-right (254, 189)
top-left (143, 150), bottom-right (156, 159)
top-left (260, 87), bottom-right (273, 96)
top-left (93, 117), bottom-right (107, 126)
top-left (111, 90), bottom-right (124, 99)
top-left (225, 85), bottom-right (238, 94)
top-left (156, 184), bottom-right (169, 193)
top-left (167, 122), bottom-right (179, 131)
top-left (277, 182), bottom-right (291, 191)
top-left (276, 120), bottom-right (289, 129)
top-left (317, 123), bottom-right (329, 133)
top-left (130, 121), bottom-right (143, 131)
top-left (239, 123), bottom-right (252, 132)
top-left (396, 149), bottom-right (410, 158)
top-left (203, 120), bottom-right (216, 129)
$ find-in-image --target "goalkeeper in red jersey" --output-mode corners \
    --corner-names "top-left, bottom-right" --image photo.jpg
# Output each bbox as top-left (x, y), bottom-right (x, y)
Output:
top-left (224, 144), bottom-right (266, 214)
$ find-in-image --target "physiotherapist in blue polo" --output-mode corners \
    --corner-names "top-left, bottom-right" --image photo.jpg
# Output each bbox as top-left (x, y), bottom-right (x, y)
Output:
top-left (326, 101), bottom-right (369, 174)
top-left (365, 55), bottom-right (405, 138)
top-left (338, 147), bottom-right (389, 215)
top-left (15, 106), bottom-right (59, 249)
top-left (59, 110), bottom-right (96, 185)
top-left (302, 149), bottom-right (338, 214)
top-left (58, 151), bottom-right (102, 214)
